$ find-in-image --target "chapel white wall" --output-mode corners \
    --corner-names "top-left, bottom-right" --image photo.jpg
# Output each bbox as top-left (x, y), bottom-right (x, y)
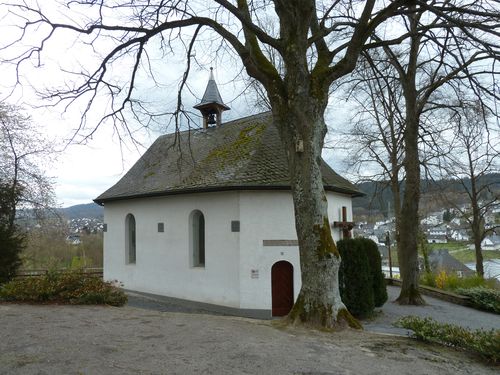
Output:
top-left (237, 190), bottom-right (353, 310)
top-left (103, 192), bottom-right (241, 307)
top-left (103, 189), bottom-right (353, 312)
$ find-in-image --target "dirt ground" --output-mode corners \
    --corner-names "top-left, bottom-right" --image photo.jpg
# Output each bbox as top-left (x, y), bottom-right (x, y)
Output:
top-left (0, 303), bottom-right (496, 375)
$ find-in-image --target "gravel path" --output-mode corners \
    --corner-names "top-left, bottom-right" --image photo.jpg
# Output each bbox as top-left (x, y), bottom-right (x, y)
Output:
top-left (0, 302), bottom-right (497, 375)
top-left (126, 286), bottom-right (500, 335)
top-left (1, 285), bottom-right (499, 375)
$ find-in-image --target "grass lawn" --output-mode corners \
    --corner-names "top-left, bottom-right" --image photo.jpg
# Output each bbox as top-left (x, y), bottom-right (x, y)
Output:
top-left (427, 242), bottom-right (500, 263)
top-left (386, 242), bottom-right (500, 266)
top-left (450, 249), bottom-right (500, 264)
top-left (428, 242), bottom-right (469, 252)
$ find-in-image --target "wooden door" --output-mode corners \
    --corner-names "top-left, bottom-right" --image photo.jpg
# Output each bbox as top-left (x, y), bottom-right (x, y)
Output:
top-left (271, 261), bottom-right (294, 316)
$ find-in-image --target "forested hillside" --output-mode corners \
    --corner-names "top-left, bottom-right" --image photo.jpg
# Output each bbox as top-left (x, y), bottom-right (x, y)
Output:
top-left (353, 173), bottom-right (499, 217)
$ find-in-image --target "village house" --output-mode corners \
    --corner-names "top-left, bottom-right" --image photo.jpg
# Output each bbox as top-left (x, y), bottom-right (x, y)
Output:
top-left (421, 215), bottom-right (442, 226)
top-left (428, 249), bottom-right (474, 278)
top-left (481, 235), bottom-right (500, 251)
top-left (450, 229), bottom-right (469, 242)
top-left (94, 71), bottom-right (362, 318)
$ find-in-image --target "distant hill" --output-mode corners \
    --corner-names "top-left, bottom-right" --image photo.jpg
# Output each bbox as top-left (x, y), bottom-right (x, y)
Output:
top-left (353, 173), bottom-right (500, 217)
top-left (57, 173), bottom-right (499, 220)
top-left (59, 203), bottom-right (103, 219)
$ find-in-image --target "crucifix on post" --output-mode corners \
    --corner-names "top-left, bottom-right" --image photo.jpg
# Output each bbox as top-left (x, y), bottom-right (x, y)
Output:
top-left (333, 206), bottom-right (354, 239)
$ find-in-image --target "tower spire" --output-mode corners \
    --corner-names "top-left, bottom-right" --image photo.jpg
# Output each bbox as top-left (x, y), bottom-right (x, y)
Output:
top-left (194, 68), bottom-right (230, 128)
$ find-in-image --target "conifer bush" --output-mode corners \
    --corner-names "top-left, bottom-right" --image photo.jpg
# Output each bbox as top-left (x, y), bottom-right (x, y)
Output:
top-left (338, 238), bottom-right (388, 318)
top-left (358, 237), bottom-right (388, 307)
top-left (338, 238), bottom-right (375, 318)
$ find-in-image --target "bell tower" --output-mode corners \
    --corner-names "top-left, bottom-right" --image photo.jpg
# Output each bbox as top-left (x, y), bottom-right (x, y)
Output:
top-left (194, 68), bottom-right (230, 128)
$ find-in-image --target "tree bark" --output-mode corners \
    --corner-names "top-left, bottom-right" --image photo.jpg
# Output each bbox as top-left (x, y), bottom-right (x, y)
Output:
top-left (471, 194), bottom-right (484, 277)
top-left (251, 2), bottom-right (360, 328)
top-left (474, 235), bottom-right (484, 277)
top-left (393, 9), bottom-right (425, 305)
top-left (396, 111), bottom-right (425, 305)
top-left (270, 96), bottom-right (360, 329)
top-left (468, 154), bottom-right (485, 278)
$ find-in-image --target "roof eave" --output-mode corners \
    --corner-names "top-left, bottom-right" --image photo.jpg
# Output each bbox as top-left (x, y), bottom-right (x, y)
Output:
top-left (193, 102), bottom-right (230, 111)
top-left (94, 184), bottom-right (363, 205)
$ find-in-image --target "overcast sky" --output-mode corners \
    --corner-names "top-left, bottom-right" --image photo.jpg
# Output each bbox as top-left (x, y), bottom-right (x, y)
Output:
top-left (0, 2), bottom-right (355, 208)
top-left (17, 70), bottom-right (281, 207)
top-left (26, 76), bottom-right (350, 208)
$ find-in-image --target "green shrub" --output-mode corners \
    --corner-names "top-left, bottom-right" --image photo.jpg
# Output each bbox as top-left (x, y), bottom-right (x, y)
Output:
top-left (426, 270), bottom-right (497, 292)
top-left (454, 275), bottom-right (498, 290)
top-left (0, 225), bottom-right (24, 285)
top-left (359, 237), bottom-right (388, 307)
top-left (0, 269), bottom-right (127, 306)
top-left (338, 238), bottom-right (375, 318)
top-left (397, 316), bottom-right (499, 363)
top-left (456, 287), bottom-right (500, 314)
top-left (420, 271), bottom-right (437, 288)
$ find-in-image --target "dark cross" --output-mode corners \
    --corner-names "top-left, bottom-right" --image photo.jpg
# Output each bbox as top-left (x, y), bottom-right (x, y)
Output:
top-left (333, 206), bottom-right (354, 239)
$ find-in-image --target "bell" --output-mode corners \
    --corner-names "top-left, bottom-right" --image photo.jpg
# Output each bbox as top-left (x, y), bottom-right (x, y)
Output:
top-left (207, 113), bottom-right (216, 125)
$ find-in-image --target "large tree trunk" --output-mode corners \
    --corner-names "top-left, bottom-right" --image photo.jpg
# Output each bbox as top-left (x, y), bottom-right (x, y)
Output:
top-left (250, 0), bottom-right (361, 328)
top-left (394, 10), bottom-right (424, 305)
top-left (396, 111), bottom-right (425, 305)
top-left (271, 100), bottom-right (359, 329)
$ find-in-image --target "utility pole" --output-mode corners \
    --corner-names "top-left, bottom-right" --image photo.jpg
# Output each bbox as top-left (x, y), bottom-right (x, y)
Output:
top-left (386, 231), bottom-right (393, 279)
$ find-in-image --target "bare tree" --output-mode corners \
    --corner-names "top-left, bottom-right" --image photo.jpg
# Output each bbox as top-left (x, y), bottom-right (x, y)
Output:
top-left (440, 100), bottom-right (499, 277)
top-left (0, 103), bottom-right (56, 230)
top-left (342, 55), bottom-right (405, 240)
top-left (1, 1), bottom-right (498, 323)
top-left (353, 2), bottom-right (500, 304)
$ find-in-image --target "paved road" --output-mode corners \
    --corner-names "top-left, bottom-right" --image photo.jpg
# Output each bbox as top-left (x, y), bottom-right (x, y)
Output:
top-left (364, 286), bottom-right (500, 335)
top-left (1, 286), bottom-right (496, 374)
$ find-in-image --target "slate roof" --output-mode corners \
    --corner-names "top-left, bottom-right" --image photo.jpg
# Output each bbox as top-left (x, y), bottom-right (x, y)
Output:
top-left (94, 112), bottom-right (362, 204)
top-left (193, 69), bottom-right (230, 111)
top-left (428, 249), bottom-right (473, 275)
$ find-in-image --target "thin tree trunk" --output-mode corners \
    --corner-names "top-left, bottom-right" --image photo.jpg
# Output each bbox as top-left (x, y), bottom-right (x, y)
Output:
top-left (469, 157), bottom-right (484, 278)
top-left (391, 175), bottom-right (401, 243)
top-left (474, 236), bottom-right (484, 277)
top-left (471, 199), bottom-right (484, 277)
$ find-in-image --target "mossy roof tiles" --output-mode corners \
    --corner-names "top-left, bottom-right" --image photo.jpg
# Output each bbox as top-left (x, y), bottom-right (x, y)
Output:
top-left (94, 112), bottom-right (362, 204)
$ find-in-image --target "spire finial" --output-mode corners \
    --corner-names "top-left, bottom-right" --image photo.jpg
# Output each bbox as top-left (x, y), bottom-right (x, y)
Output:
top-left (194, 67), bottom-right (230, 128)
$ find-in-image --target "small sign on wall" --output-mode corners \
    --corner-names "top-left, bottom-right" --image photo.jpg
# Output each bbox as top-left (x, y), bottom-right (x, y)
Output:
top-left (251, 269), bottom-right (259, 279)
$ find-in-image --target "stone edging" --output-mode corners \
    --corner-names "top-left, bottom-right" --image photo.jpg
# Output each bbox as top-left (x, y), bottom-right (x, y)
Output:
top-left (386, 278), bottom-right (472, 307)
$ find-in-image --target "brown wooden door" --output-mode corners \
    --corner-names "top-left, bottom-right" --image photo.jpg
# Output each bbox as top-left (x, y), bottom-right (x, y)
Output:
top-left (271, 261), bottom-right (294, 316)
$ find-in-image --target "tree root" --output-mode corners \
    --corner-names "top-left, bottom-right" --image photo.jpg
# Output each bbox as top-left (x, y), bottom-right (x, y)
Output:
top-left (286, 297), bottom-right (362, 330)
top-left (396, 287), bottom-right (426, 305)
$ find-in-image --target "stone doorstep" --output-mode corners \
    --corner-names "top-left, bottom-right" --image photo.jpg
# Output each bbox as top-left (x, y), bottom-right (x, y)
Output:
top-left (386, 278), bottom-right (472, 307)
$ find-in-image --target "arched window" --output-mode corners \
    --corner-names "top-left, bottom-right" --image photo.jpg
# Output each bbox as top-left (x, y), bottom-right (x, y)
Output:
top-left (125, 214), bottom-right (136, 264)
top-left (190, 210), bottom-right (205, 267)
